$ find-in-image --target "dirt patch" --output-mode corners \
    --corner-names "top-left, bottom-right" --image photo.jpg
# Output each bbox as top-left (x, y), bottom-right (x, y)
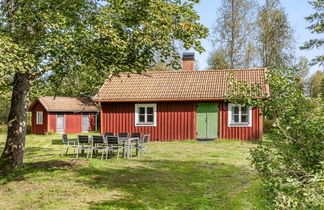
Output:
top-left (27, 159), bottom-right (89, 169)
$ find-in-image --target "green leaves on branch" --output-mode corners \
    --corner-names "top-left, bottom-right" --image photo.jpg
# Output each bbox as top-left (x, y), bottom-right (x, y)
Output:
top-left (226, 67), bottom-right (324, 208)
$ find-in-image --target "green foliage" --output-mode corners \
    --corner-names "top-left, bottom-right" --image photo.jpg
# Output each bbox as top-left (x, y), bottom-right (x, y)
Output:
top-left (1, 0), bottom-right (209, 99)
top-left (207, 49), bottom-right (230, 70)
top-left (257, 0), bottom-right (295, 67)
top-left (0, 0), bottom-right (208, 169)
top-left (300, 0), bottom-right (324, 66)
top-left (213, 0), bottom-right (257, 69)
top-left (308, 70), bottom-right (324, 98)
top-left (227, 67), bottom-right (324, 208)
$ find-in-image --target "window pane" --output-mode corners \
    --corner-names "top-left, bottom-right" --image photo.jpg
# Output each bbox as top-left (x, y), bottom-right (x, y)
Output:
top-left (233, 106), bottom-right (239, 114)
top-left (233, 114), bottom-right (239, 123)
top-left (139, 115), bottom-right (145, 122)
top-left (241, 115), bottom-right (248, 123)
top-left (139, 107), bottom-right (145, 114)
top-left (241, 106), bottom-right (248, 114)
top-left (147, 114), bottom-right (154, 123)
top-left (147, 107), bottom-right (154, 114)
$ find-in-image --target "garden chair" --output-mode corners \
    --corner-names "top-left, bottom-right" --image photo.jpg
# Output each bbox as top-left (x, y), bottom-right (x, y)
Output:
top-left (130, 133), bottom-right (142, 139)
top-left (118, 133), bottom-right (129, 141)
top-left (135, 134), bottom-right (150, 157)
top-left (106, 136), bottom-right (125, 159)
top-left (76, 135), bottom-right (92, 158)
top-left (61, 134), bottom-right (78, 157)
top-left (130, 133), bottom-right (142, 156)
top-left (104, 132), bottom-right (114, 137)
top-left (89, 135), bottom-right (106, 159)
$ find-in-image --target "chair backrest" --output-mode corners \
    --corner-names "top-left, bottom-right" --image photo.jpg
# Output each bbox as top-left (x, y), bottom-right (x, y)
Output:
top-left (143, 134), bottom-right (150, 143)
top-left (77, 135), bottom-right (89, 144)
top-left (118, 133), bottom-right (129, 138)
top-left (62, 134), bottom-right (68, 143)
top-left (130, 133), bottom-right (142, 139)
top-left (107, 136), bottom-right (119, 145)
top-left (92, 135), bottom-right (104, 144)
top-left (104, 132), bottom-right (114, 137)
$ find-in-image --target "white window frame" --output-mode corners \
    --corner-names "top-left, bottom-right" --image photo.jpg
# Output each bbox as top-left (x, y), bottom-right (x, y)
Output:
top-left (135, 103), bottom-right (157, 127)
top-left (36, 111), bottom-right (43, 125)
top-left (228, 103), bottom-right (252, 127)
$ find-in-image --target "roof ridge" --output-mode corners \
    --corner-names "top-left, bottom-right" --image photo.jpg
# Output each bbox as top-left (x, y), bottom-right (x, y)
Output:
top-left (115, 68), bottom-right (266, 75)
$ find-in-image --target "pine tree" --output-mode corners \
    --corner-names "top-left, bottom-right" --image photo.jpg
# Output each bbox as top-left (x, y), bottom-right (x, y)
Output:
top-left (300, 0), bottom-right (324, 66)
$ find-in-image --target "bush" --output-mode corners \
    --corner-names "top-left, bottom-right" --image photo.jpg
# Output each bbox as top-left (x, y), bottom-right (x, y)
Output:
top-left (26, 124), bottom-right (32, 134)
top-left (45, 129), bottom-right (54, 135)
top-left (263, 118), bottom-right (275, 134)
top-left (228, 67), bottom-right (324, 208)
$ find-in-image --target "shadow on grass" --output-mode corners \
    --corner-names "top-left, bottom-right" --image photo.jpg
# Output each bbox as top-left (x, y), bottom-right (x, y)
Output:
top-left (52, 139), bottom-right (63, 145)
top-left (0, 159), bottom-right (88, 182)
top-left (0, 157), bottom-right (269, 209)
top-left (80, 160), bottom-right (261, 209)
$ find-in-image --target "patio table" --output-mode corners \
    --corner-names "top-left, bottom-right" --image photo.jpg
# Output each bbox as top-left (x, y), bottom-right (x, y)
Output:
top-left (120, 137), bottom-right (139, 158)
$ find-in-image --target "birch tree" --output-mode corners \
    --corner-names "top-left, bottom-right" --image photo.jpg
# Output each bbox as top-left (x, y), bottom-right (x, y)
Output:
top-left (212, 0), bottom-right (257, 69)
top-left (257, 0), bottom-right (294, 67)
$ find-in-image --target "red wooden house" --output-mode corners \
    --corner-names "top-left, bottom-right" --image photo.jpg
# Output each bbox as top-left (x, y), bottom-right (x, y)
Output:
top-left (29, 96), bottom-right (99, 134)
top-left (93, 53), bottom-right (269, 141)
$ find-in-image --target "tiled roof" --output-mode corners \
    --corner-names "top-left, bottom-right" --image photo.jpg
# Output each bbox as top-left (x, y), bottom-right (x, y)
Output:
top-left (93, 69), bottom-right (269, 102)
top-left (29, 96), bottom-right (99, 112)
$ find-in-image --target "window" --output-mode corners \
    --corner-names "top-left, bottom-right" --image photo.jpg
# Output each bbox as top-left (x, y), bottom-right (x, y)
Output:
top-left (36, 111), bottom-right (43, 125)
top-left (228, 104), bottom-right (252, 127)
top-left (135, 104), bottom-right (157, 126)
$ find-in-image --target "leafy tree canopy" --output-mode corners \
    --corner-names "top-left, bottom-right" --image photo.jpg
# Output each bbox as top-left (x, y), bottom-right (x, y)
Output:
top-left (0, 0), bottom-right (208, 171)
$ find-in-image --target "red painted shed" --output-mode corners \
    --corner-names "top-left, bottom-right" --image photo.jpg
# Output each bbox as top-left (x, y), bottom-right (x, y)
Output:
top-left (29, 96), bottom-right (99, 134)
top-left (93, 53), bottom-right (269, 141)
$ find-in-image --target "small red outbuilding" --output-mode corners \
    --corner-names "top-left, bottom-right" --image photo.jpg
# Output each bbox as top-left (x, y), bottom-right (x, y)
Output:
top-left (29, 96), bottom-right (99, 134)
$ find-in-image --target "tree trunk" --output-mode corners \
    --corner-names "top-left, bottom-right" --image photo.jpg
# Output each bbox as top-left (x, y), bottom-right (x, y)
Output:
top-left (0, 72), bottom-right (31, 172)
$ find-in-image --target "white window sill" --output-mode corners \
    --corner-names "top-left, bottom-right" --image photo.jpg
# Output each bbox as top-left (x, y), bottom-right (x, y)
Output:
top-left (135, 123), bottom-right (156, 127)
top-left (228, 123), bottom-right (252, 127)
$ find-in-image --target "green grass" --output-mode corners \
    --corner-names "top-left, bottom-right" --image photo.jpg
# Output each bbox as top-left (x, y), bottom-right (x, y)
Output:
top-left (0, 126), bottom-right (269, 209)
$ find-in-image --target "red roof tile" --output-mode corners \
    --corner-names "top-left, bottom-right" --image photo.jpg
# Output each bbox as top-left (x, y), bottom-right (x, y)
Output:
top-left (29, 96), bottom-right (99, 112)
top-left (93, 69), bottom-right (269, 102)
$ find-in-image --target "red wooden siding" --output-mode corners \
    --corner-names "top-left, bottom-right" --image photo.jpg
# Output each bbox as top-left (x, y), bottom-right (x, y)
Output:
top-left (31, 101), bottom-right (48, 134)
top-left (89, 114), bottom-right (97, 132)
top-left (219, 102), bottom-right (263, 140)
top-left (48, 113), bottom-right (57, 133)
top-left (101, 102), bottom-right (196, 141)
top-left (65, 113), bottom-right (82, 134)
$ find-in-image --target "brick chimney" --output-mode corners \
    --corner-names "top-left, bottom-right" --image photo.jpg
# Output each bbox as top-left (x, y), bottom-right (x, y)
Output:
top-left (182, 52), bottom-right (195, 71)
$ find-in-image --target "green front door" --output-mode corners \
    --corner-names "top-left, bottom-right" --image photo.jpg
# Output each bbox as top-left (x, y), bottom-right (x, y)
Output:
top-left (196, 103), bottom-right (219, 139)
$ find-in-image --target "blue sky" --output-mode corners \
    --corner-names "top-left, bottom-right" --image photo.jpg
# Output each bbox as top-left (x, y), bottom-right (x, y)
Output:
top-left (192, 0), bottom-right (322, 74)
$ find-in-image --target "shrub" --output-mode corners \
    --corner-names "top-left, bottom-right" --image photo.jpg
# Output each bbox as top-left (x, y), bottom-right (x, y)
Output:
top-left (227, 67), bottom-right (324, 208)
top-left (263, 118), bottom-right (275, 134)
top-left (45, 129), bottom-right (54, 135)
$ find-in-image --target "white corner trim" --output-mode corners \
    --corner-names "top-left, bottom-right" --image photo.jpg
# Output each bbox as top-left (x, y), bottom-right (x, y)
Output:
top-left (135, 103), bottom-right (157, 127)
top-left (228, 103), bottom-right (253, 127)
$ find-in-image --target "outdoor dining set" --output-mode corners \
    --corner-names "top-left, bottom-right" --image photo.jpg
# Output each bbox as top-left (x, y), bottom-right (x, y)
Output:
top-left (61, 132), bottom-right (150, 159)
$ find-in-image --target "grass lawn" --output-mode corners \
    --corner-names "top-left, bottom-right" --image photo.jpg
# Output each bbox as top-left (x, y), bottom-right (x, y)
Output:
top-left (0, 126), bottom-right (268, 210)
